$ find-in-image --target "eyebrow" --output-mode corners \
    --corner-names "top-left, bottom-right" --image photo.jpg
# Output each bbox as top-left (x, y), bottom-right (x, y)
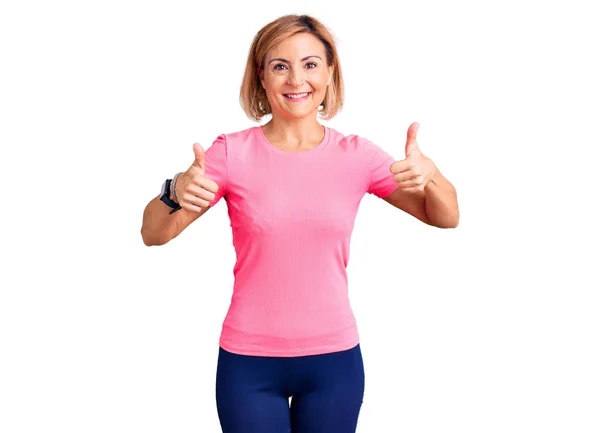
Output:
top-left (268, 55), bottom-right (322, 64)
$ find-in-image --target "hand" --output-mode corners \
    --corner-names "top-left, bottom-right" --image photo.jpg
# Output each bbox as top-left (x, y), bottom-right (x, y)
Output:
top-left (390, 122), bottom-right (437, 193)
top-left (175, 142), bottom-right (219, 212)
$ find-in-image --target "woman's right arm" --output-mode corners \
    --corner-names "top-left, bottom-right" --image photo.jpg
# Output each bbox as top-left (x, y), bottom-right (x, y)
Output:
top-left (140, 195), bottom-right (210, 246)
top-left (141, 141), bottom-right (219, 246)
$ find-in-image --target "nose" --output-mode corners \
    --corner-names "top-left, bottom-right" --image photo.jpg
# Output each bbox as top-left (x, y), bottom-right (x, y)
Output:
top-left (287, 67), bottom-right (306, 86)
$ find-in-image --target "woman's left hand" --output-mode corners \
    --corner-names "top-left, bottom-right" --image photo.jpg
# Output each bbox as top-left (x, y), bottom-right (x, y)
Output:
top-left (390, 122), bottom-right (438, 193)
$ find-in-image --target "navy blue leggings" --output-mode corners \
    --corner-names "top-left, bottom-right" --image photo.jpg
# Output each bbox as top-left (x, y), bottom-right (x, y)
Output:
top-left (215, 343), bottom-right (365, 433)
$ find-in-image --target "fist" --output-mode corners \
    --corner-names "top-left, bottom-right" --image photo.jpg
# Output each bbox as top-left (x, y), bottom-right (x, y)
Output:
top-left (390, 122), bottom-right (437, 193)
top-left (174, 142), bottom-right (220, 212)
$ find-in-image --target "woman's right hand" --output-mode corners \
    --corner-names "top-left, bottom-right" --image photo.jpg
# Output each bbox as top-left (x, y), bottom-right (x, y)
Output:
top-left (174, 142), bottom-right (219, 212)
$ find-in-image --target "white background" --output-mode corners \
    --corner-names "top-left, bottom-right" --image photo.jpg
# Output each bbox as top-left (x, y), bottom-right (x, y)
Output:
top-left (1, 0), bottom-right (599, 432)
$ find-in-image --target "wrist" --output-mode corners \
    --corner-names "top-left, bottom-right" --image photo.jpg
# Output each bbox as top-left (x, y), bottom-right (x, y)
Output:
top-left (160, 178), bottom-right (182, 214)
top-left (171, 172), bottom-right (183, 203)
top-left (425, 163), bottom-right (440, 190)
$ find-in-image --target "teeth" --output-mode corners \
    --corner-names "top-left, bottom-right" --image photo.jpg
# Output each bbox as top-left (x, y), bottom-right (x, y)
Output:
top-left (285, 92), bottom-right (309, 98)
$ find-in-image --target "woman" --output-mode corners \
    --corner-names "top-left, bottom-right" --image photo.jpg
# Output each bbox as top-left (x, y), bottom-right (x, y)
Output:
top-left (141, 14), bottom-right (459, 433)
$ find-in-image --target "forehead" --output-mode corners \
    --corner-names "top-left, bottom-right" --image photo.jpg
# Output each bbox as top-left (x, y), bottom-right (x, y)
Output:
top-left (267, 32), bottom-right (326, 60)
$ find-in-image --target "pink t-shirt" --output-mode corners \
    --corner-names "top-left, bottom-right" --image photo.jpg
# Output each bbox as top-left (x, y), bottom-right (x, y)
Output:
top-left (203, 125), bottom-right (399, 357)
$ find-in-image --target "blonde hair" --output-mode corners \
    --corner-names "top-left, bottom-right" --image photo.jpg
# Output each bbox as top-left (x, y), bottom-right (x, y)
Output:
top-left (240, 14), bottom-right (344, 121)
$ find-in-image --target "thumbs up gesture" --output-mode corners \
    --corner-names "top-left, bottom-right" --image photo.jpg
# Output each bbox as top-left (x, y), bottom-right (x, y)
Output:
top-left (390, 122), bottom-right (437, 193)
top-left (174, 142), bottom-right (220, 212)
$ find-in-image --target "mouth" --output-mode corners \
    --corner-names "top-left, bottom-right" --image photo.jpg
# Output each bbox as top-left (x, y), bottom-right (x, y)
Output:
top-left (283, 92), bottom-right (312, 100)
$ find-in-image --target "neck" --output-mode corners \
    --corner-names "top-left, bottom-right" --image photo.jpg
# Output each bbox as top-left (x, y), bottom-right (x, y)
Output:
top-left (262, 114), bottom-right (324, 150)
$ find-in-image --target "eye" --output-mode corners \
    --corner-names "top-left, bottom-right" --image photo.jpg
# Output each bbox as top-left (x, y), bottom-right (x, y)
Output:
top-left (273, 63), bottom-right (288, 71)
top-left (305, 62), bottom-right (318, 69)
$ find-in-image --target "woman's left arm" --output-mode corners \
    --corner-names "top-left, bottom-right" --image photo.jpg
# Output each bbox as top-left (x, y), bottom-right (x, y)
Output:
top-left (423, 168), bottom-right (459, 228)
top-left (383, 122), bottom-right (459, 228)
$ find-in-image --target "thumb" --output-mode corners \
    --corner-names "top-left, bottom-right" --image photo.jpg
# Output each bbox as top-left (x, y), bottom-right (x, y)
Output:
top-left (193, 142), bottom-right (205, 171)
top-left (405, 122), bottom-right (420, 157)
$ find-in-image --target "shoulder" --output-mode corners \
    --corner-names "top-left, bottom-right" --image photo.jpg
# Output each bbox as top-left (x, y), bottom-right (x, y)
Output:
top-left (217, 126), bottom-right (260, 143)
top-left (325, 126), bottom-right (377, 154)
top-left (205, 126), bottom-right (260, 156)
top-left (207, 126), bottom-right (261, 154)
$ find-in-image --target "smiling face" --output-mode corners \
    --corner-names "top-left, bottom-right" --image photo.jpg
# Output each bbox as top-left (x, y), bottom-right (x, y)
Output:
top-left (260, 32), bottom-right (333, 121)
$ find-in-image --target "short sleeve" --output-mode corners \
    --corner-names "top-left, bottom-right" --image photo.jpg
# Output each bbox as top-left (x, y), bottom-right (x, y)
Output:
top-left (365, 140), bottom-right (399, 198)
top-left (203, 134), bottom-right (229, 206)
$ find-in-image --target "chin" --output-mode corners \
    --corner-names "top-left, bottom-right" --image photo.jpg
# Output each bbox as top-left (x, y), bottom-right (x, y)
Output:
top-left (278, 104), bottom-right (320, 119)
top-left (281, 109), bottom-right (317, 120)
